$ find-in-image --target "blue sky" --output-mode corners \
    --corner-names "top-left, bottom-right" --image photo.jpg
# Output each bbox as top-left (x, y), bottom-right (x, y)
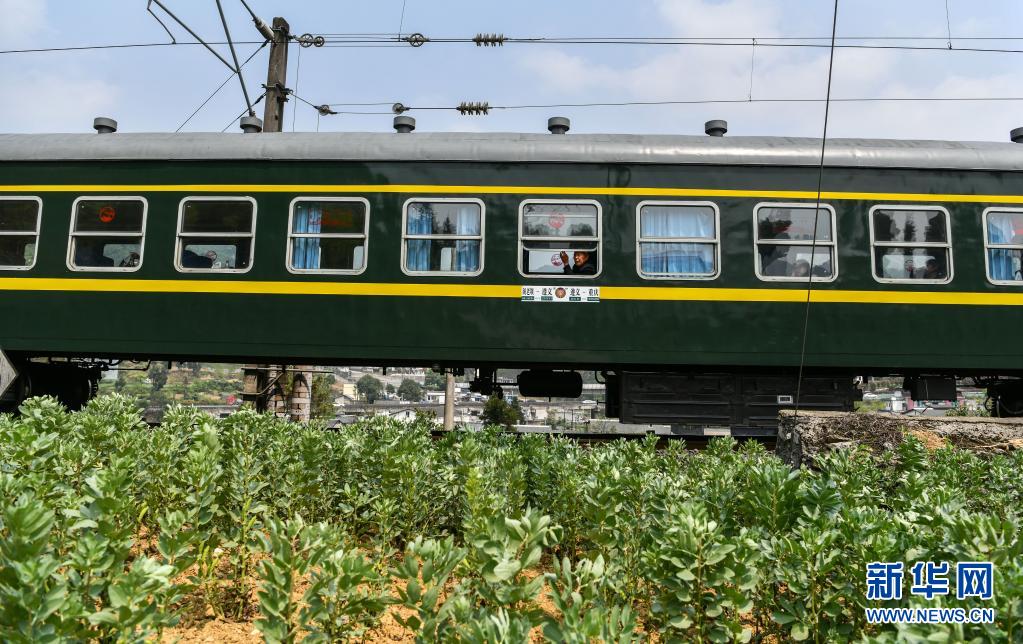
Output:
top-left (3, 0), bottom-right (1023, 140)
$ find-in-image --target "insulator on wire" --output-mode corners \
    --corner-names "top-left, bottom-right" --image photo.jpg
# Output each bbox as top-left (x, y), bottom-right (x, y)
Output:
top-left (316, 105), bottom-right (337, 116)
top-left (392, 103), bottom-right (409, 114)
top-left (473, 33), bottom-right (506, 47)
top-left (456, 101), bottom-right (490, 116)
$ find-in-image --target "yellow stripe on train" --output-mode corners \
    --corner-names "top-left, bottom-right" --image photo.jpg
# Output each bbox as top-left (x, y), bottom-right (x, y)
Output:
top-left (2, 184), bottom-right (1023, 203)
top-left (2, 278), bottom-right (1023, 306)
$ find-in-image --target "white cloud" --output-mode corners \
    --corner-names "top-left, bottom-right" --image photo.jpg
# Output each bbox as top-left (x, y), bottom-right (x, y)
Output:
top-left (510, 0), bottom-right (1023, 140)
top-left (0, 72), bottom-right (119, 133)
top-left (655, 0), bottom-right (782, 37)
top-left (0, 0), bottom-right (47, 47)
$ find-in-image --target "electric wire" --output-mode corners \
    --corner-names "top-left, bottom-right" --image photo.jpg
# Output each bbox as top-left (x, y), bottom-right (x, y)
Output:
top-left (945, 0), bottom-right (954, 49)
top-left (175, 43), bottom-right (265, 132)
top-left (214, 0), bottom-right (255, 115)
top-left (220, 92), bottom-right (265, 132)
top-left (12, 35), bottom-right (1023, 55)
top-left (397, 0), bottom-right (409, 41)
top-left (793, 0), bottom-right (840, 417)
top-left (316, 96), bottom-right (1023, 115)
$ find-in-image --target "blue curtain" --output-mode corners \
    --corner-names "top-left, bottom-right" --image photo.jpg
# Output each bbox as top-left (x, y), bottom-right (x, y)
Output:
top-left (988, 214), bottom-right (1020, 281)
top-left (292, 203), bottom-right (322, 269)
top-left (406, 205), bottom-right (433, 271)
top-left (640, 207), bottom-right (714, 275)
top-left (407, 204), bottom-right (480, 272)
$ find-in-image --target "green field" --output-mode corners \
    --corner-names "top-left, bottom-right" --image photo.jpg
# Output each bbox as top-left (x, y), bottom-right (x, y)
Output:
top-left (1, 396), bottom-right (1020, 642)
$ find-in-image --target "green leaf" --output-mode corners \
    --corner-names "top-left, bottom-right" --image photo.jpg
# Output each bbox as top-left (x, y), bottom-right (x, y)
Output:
top-left (791, 622), bottom-right (810, 641)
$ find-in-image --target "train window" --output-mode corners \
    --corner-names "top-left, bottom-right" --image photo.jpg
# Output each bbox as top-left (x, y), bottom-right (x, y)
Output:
top-left (636, 201), bottom-right (719, 279)
top-left (983, 208), bottom-right (1023, 284)
top-left (869, 205), bottom-right (952, 283)
top-left (0, 197), bottom-right (42, 270)
top-left (68, 197), bottom-right (146, 271)
top-left (754, 203), bottom-right (837, 282)
top-left (519, 200), bottom-right (601, 278)
top-left (175, 197), bottom-right (256, 273)
top-left (401, 198), bottom-right (484, 276)
top-left (287, 198), bottom-right (369, 274)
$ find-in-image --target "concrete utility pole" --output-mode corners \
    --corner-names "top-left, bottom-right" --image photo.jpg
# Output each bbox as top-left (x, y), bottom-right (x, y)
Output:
top-left (444, 372), bottom-right (455, 430)
top-left (241, 15), bottom-right (311, 422)
top-left (261, 17), bottom-right (290, 133)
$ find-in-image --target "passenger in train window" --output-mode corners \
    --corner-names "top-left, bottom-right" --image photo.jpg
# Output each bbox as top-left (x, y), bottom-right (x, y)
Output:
top-left (560, 249), bottom-right (597, 275)
top-left (119, 251), bottom-right (141, 268)
top-left (923, 258), bottom-right (945, 280)
top-left (812, 260), bottom-right (832, 278)
top-left (791, 259), bottom-right (811, 277)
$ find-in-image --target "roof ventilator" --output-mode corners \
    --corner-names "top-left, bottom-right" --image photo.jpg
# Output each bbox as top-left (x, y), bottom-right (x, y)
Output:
top-left (93, 117), bottom-right (117, 134)
top-left (705, 119), bottom-right (727, 137)
top-left (394, 115), bottom-right (416, 133)
top-left (1011, 127), bottom-right (1023, 143)
top-left (548, 117), bottom-right (570, 134)
top-left (239, 116), bottom-right (263, 133)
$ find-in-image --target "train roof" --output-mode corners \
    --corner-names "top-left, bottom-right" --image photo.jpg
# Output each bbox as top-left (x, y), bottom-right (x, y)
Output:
top-left (1, 132), bottom-right (1022, 171)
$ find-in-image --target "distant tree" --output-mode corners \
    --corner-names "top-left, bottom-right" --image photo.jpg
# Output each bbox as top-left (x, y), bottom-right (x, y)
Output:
top-left (114, 369), bottom-right (127, 392)
top-left (386, 383), bottom-right (396, 395)
top-left (147, 362), bottom-right (168, 391)
top-left (480, 395), bottom-right (521, 429)
top-left (397, 379), bottom-right (424, 402)
top-left (311, 374), bottom-right (336, 419)
top-left (356, 374), bottom-right (383, 403)
top-left (179, 361), bottom-right (203, 376)
top-left (424, 370), bottom-right (446, 391)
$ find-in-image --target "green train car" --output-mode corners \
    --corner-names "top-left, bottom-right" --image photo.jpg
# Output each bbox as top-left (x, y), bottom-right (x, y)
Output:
top-left (1, 130), bottom-right (1022, 429)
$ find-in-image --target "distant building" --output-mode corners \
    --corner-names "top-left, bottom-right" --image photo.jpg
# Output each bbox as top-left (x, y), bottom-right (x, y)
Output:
top-left (425, 390), bottom-right (446, 404)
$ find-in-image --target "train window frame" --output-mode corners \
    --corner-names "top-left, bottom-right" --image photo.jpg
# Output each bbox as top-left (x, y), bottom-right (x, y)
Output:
top-left (174, 196), bottom-right (257, 274)
top-left (753, 202), bottom-right (838, 283)
top-left (66, 196), bottom-right (148, 273)
top-left (400, 197), bottom-right (486, 277)
top-left (982, 206), bottom-right (1023, 286)
top-left (517, 199), bottom-right (603, 279)
top-left (868, 204), bottom-right (953, 285)
top-left (635, 200), bottom-right (720, 281)
top-left (0, 196), bottom-right (43, 271)
top-left (286, 197), bottom-right (370, 276)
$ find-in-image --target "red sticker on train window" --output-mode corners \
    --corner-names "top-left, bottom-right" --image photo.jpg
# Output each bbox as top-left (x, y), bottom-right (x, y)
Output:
top-left (99, 206), bottom-right (116, 223)
top-left (548, 213), bottom-right (565, 229)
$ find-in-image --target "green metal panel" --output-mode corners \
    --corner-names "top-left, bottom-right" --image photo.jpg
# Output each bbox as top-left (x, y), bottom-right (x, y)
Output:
top-left (0, 158), bottom-right (1021, 373)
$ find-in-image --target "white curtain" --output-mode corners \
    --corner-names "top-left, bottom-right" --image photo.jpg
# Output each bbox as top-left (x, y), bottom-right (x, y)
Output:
top-left (640, 206), bottom-right (714, 275)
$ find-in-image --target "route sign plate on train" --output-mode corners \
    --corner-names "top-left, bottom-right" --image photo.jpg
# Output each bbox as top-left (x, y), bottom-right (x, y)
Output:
top-left (521, 286), bottom-right (600, 303)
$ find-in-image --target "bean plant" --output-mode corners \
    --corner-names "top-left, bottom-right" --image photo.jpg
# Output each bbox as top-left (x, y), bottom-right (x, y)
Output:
top-left (1, 394), bottom-right (1021, 642)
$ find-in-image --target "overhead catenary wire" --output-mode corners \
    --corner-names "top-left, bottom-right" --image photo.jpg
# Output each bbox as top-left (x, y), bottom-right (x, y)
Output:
top-left (214, 0), bottom-right (256, 116)
top-left (13, 35), bottom-right (1023, 55)
top-left (314, 95), bottom-right (1023, 116)
top-left (794, 0), bottom-right (840, 418)
top-left (220, 92), bottom-right (266, 132)
top-left (175, 43), bottom-right (266, 132)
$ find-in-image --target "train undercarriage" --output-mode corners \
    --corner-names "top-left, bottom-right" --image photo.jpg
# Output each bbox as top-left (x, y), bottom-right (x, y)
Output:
top-left (4, 351), bottom-right (1023, 431)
